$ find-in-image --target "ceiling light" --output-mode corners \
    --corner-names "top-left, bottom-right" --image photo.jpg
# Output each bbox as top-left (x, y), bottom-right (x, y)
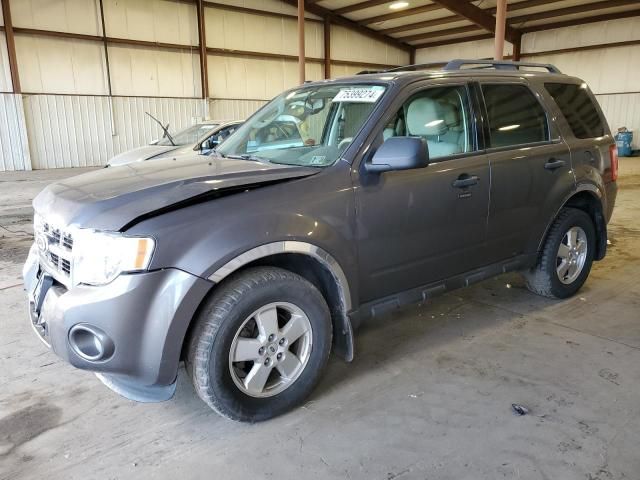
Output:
top-left (389, 1), bottom-right (409, 10)
top-left (498, 124), bottom-right (520, 131)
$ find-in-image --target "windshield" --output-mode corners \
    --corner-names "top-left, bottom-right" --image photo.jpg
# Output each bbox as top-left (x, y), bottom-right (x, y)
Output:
top-left (156, 123), bottom-right (219, 146)
top-left (217, 84), bottom-right (387, 167)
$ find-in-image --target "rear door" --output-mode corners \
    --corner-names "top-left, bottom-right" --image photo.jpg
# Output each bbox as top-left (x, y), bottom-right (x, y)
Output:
top-left (477, 79), bottom-right (574, 262)
top-left (542, 81), bottom-right (615, 219)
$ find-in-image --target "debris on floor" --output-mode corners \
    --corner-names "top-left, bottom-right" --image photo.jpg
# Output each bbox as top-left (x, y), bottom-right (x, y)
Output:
top-left (512, 404), bottom-right (529, 416)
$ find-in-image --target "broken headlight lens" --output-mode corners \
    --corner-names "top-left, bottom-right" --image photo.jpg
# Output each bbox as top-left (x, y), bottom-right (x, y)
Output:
top-left (72, 230), bottom-right (155, 286)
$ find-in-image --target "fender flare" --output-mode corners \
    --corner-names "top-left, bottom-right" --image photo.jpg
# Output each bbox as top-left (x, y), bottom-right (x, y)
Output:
top-left (208, 241), bottom-right (355, 361)
top-left (537, 183), bottom-right (606, 258)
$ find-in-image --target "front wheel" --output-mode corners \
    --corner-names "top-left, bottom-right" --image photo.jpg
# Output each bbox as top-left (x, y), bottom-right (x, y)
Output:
top-left (186, 267), bottom-right (332, 422)
top-left (524, 207), bottom-right (596, 299)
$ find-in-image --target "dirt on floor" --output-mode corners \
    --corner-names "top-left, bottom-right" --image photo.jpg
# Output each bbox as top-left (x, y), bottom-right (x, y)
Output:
top-left (0, 161), bottom-right (639, 480)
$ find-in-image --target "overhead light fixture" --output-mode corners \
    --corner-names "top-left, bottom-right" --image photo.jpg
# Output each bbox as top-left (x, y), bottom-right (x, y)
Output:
top-left (389, 1), bottom-right (409, 10)
top-left (498, 124), bottom-right (520, 131)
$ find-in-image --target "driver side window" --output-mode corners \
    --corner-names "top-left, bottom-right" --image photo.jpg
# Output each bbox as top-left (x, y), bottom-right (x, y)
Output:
top-left (385, 85), bottom-right (474, 161)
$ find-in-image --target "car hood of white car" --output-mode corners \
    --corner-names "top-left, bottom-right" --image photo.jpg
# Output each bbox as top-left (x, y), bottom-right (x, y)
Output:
top-left (107, 145), bottom-right (186, 166)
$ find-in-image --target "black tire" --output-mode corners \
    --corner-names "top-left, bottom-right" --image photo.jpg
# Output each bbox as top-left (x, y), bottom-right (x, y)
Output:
top-left (186, 267), bottom-right (332, 422)
top-left (524, 207), bottom-right (596, 299)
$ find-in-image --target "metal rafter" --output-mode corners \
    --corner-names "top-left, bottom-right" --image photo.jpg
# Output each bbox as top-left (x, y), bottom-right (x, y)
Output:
top-left (429, 0), bottom-right (520, 43)
top-left (400, 0), bottom-right (639, 45)
top-left (335, 0), bottom-right (409, 15)
top-left (379, 0), bottom-right (562, 36)
top-left (360, 4), bottom-right (443, 25)
top-left (521, 8), bottom-right (640, 33)
top-left (410, 7), bottom-right (640, 49)
top-left (509, 0), bottom-right (640, 26)
top-left (280, 0), bottom-right (412, 52)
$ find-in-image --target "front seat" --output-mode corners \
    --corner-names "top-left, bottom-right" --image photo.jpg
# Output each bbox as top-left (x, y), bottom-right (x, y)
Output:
top-left (405, 97), bottom-right (459, 159)
top-left (439, 101), bottom-right (466, 152)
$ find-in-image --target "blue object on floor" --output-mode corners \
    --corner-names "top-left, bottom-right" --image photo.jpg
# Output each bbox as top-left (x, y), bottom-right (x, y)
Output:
top-left (615, 130), bottom-right (633, 157)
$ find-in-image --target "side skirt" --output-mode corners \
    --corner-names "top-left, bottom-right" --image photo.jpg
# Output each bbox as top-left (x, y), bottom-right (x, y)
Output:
top-left (349, 253), bottom-right (537, 327)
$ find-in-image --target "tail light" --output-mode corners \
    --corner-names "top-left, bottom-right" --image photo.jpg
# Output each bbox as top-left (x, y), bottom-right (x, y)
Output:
top-left (609, 144), bottom-right (618, 181)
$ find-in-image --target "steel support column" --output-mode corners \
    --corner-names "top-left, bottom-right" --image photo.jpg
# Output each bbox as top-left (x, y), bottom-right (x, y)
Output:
top-left (197, 0), bottom-right (209, 99)
top-left (324, 17), bottom-right (331, 79)
top-left (298, 0), bottom-right (306, 84)
top-left (494, 0), bottom-right (507, 60)
top-left (1, 0), bottom-right (20, 93)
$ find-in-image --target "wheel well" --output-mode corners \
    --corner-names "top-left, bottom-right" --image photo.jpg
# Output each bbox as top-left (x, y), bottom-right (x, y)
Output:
top-left (248, 253), bottom-right (352, 358)
top-left (183, 253), bottom-right (354, 362)
top-left (563, 191), bottom-right (607, 260)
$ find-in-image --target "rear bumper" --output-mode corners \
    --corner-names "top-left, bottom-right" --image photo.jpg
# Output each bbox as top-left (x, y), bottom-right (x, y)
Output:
top-left (23, 244), bottom-right (213, 401)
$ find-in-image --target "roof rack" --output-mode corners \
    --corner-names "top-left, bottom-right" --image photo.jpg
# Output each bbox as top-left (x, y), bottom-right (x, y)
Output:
top-left (443, 59), bottom-right (561, 73)
top-left (383, 59), bottom-right (561, 74)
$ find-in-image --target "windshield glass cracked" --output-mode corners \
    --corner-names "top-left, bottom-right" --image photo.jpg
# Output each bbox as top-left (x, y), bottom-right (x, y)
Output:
top-left (217, 84), bottom-right (387, 167)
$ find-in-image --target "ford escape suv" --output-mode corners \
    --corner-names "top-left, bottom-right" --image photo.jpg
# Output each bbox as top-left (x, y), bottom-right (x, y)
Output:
top-left (23, 60), bottom-right (618, 422)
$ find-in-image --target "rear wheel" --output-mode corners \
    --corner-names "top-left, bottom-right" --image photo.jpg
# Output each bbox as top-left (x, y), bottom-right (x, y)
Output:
top-left (186, 267), bottom-right (332, 422)
top-left (524, 208), bottom-right (596, 299)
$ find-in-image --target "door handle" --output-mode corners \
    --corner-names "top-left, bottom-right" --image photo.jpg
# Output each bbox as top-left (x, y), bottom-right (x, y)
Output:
top-left (452, 174), bottom-right (479, 188)
top-left (544, 158), bottom-right (565, 170)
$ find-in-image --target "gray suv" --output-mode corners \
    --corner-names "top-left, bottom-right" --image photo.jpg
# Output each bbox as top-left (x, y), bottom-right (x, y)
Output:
top-left (23, 60), bottom-right (618, 422)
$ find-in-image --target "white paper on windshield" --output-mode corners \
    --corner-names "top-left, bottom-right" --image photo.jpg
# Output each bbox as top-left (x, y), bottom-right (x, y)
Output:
top-left (332, 87), bottom-right (384, 103)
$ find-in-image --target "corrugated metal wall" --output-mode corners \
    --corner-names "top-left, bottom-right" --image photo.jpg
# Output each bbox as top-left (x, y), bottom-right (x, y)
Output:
top-left (331, 24), bottom-right (410, 67)
top-left (23, 95), bottom-right (208, 169)
top-left (0, 94), bottom-right (31, 170)
top-left (596, 94), bottom-right (640, 147)
top-left (415, 38), bottom-right (514, 64)
top-left (209, 98), bottom-right (266, 121)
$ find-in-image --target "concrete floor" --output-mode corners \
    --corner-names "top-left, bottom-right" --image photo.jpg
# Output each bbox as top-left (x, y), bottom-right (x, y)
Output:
top-left (1, 159), bottom-right (639, 480)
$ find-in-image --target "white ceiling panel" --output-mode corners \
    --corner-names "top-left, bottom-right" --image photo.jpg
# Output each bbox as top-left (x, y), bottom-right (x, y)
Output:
top-left (365, 9), bottom-right (463, 31)
top-left (343, 0), bottom-right (437, 22)
top-left (390, 20), bottom-right (476, 40)
top-left (406, 31), bottom-right (488, 46)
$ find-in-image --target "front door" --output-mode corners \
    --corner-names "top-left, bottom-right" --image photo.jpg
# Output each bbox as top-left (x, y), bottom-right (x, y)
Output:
top-left (354, 83), bottom-right (491, 303)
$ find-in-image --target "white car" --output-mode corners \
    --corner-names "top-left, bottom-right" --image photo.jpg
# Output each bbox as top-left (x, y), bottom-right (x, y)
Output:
top-left (108, 120), bottom-right (242, 167)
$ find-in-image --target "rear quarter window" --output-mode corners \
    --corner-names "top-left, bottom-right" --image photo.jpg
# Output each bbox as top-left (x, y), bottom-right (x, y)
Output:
top-left (545, 83), bottom-right (604, 139)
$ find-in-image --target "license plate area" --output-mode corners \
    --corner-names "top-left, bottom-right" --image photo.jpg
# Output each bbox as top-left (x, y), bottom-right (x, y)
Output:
top-left (32, 272), bottom-right (53, 316)
top-left (29, 270), bottom-right (54, 345)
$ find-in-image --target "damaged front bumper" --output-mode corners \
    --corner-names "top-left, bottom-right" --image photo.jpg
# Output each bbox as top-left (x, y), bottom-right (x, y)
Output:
top-left (23, 243), bottom-right (212, 402)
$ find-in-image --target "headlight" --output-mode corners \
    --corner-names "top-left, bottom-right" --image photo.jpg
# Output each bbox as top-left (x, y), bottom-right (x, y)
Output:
top-left (72, 230), bottom-right (155, 286)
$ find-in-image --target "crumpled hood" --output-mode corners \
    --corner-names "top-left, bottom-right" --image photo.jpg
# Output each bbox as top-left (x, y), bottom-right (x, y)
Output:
top-left (34, 154), bottom-right (319, 231)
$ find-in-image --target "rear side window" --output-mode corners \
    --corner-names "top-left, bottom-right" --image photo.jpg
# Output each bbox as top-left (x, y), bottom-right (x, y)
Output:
top-left (545, 83), bottom-right (604, 139)
top-left (482, 84), bottom-right (549, 148)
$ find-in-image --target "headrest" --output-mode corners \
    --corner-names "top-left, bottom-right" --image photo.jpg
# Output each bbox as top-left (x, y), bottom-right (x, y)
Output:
top-left (441, 102), bottom-right (462, 131)
top-left (406, 97), bottom-right (448, 136)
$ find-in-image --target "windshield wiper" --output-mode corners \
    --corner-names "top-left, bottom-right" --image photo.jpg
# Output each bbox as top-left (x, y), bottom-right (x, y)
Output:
top-left (222, 153), bottom-right (266, 163)
top-left (146, 112), bottom-right (176, 146)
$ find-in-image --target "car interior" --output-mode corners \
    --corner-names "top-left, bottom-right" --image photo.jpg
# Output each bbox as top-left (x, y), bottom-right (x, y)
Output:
top-left (384, 87), bottom-right (470, 159)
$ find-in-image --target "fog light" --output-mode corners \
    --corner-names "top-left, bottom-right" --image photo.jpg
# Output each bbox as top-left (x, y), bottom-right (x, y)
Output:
top-left (69, 325), bottom-right (114, 361)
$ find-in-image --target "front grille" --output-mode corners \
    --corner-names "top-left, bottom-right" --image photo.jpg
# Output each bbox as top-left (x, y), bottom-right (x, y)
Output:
top-left (36, 216), bottom-right (74, 283)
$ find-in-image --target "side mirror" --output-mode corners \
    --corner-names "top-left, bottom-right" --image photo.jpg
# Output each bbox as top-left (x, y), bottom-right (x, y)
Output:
top-left (365, 136), bottom-right (429, 173)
